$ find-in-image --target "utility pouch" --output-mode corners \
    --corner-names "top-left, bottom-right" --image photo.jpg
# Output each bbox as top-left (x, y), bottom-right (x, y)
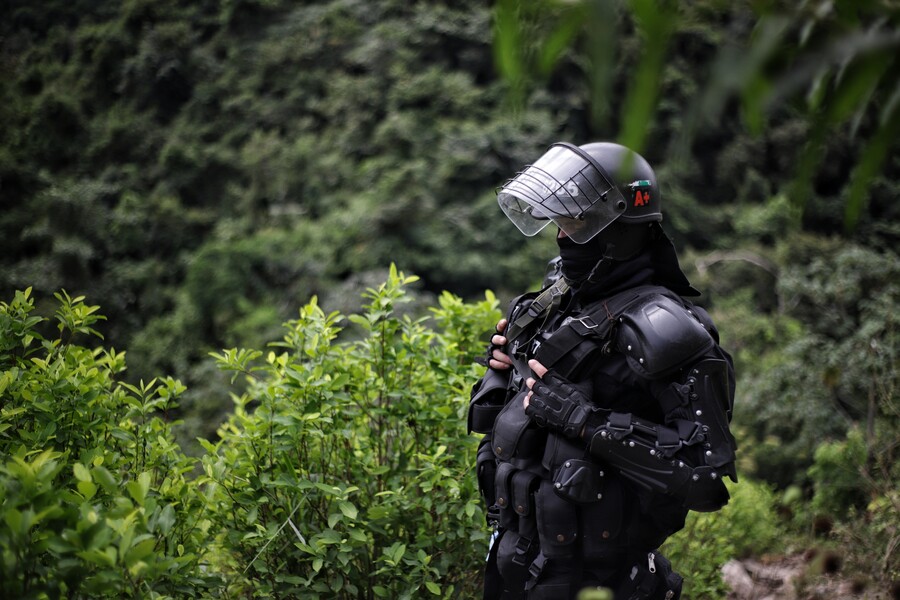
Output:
top-left (495, 530), bottom-right (535, 592)
top-left (618, 562), bottom-right (658, 600)
top-left (468, 369), bottom-right (511, 434)
top-left (491, 389), bottom-right (532, 461)
top-left (476, 438), bottom-right (498, 508)
top-left (494, 462), bottom-right (517, 530)
top-left (511, 478), bottom-right (540, 568)
top-left (541, 432), bottom-right (583, 472)
top-left (580, 477), bottom-right (624, 561)
top-left (511, 470), bottom-right (540, 540)
top-left (535, 479), bottom-right (578, 558)
top-left (552, 458), bottom-right (605, 504)
top-left (525, 582), bottom-right (571, 600)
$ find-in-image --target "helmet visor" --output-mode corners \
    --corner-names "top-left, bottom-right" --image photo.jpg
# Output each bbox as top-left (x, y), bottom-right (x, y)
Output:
top-left (497, 143), bottom-right (627, 243)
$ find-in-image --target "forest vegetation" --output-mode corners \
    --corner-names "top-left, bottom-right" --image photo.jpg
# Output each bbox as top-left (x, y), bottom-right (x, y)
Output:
top-left (0, 0), bottom-right (898, 597)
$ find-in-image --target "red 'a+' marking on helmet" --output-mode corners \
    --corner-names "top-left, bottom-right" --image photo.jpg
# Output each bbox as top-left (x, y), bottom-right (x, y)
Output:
top-left (634, 190), bottom-right (650, 207)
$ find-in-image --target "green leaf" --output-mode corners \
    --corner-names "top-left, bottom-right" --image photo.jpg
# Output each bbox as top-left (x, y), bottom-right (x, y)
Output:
top-left (617, 0), bottom-right (678, 152)
top-left (196, 437), bottom-right (219, 453)
top-left (73, 463), bottom-right (91, 482)
top-left (824, 53), bottom-right (892, 126)
top-left (77, 480), bottom-right (98, 500)
top-left (0, 406), bottom-right (27, 419)
top-left (348, 528), bottom-right (367, 543)
top-left (77, 547), bottom-right (117, 568)
top-left (0, 373), bottom-right (11, 396)
top-left (426, 581), bottom-right (441, 595)
top-left (157, 504), bottom-right (177, 535)
top-left (845, 98), bottom-right (900, 230)
top-left (338, 500), bottom-right (358, 520)
top-left (387, 542), bottom-right (406, 565)
top-left (492, 0), bottom-right (524, 87)
top-left (127, 471), bottom-right (151, 506)
top-left (318, 529), bottom-right (342, 545)
top-left (536, 6), bottom-right (586, 76)
top-left (124, 537), bottom-right (156, 567)
top-left (4, 509), bottom-right (23, 536)
top-left (91, 466), bottom-right (118, 494)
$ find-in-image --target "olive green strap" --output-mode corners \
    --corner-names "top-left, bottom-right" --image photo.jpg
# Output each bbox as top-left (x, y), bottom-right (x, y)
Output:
top-left (504, 278), bottom-right (570, 344)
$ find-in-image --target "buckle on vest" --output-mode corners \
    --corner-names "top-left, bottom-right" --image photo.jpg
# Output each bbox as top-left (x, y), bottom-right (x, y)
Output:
top-left (679, 421), bottom-right (705, 446)
top-left (654, 438), bottom-right (683, 458)
top-left (527, 552), bottom-right (547, 583)
top-left (606, 412), bottom-right (634, 440)
top-left (573, 315), bottom-right (600, 330)
top-left (526, 298), bottom-right (548, 318)
top-left (512, 536), bottom-right (533, 566)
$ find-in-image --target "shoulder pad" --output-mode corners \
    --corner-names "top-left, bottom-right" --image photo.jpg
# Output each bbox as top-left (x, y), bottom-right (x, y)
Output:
top-left (687, 303), bottom-right (721, 344)
top-left (615, 293), bottom-right (715, 379)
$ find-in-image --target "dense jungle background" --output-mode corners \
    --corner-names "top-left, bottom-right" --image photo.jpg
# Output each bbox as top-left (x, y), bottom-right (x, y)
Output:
top-left (1, 0), bottom-right (898, 598)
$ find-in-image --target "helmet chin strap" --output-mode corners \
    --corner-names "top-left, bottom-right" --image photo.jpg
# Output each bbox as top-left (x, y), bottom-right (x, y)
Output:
top-left (583, 255), bottom-right (614, 284)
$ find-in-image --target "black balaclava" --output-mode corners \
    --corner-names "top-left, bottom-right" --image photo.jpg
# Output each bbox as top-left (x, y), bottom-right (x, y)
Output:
top-left (556, 233), bottom-right (607, 284)
top-left (557, 222), bottom-right (651, 289)
top-left (556, 221), bottom-right (699, 299)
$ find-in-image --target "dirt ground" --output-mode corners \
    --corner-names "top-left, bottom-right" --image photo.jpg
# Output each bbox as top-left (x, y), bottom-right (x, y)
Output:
top-left (723, 552), bottom-right (899, 600)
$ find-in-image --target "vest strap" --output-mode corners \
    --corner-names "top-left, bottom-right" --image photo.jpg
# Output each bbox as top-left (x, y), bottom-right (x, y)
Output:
top-left (504, 278), bottom-right (570, 343)
top-left (533, 285), bottom-right (674, 379)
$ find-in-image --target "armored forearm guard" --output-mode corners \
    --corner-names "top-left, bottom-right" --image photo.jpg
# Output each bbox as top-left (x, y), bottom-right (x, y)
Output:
top-left (584, 359), bottom-right (737, 512)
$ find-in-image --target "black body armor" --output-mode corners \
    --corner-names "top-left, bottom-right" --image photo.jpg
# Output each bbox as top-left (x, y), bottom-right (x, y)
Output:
top-left (469, 282), bottom-right (737, 599)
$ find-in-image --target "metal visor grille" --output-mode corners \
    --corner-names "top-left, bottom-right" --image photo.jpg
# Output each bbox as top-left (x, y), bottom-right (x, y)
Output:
top-left (497, 144), bottom-right (627, 243)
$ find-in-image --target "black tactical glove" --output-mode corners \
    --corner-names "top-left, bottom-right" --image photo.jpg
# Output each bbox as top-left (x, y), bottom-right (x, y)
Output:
top-left (474, 324), bottom-right (508, 369)
top-left (525, 371), bottom-right (593, 439)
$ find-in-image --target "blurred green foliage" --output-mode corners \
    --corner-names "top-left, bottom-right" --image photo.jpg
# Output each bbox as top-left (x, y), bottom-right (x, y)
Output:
top-left (494, 0), bottom-right (900, 227)
top-left (3, 0), bottom-right (897, 398)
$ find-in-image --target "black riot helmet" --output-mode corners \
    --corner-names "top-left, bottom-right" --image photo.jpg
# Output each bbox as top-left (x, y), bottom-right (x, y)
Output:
top-left (497, 141), bottom-right (661, 243)
top-left (498, 141), bottom-right (699, 295)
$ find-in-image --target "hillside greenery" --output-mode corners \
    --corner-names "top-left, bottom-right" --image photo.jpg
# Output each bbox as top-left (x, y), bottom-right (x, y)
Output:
top-left (1, 0), bottom-right (899, 596)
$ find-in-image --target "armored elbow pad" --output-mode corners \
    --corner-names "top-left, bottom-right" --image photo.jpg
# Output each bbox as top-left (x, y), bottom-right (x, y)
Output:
top-left (616, 294), bottom-right (715, 379)
top-left (687, 358), bottom-right (737, 473)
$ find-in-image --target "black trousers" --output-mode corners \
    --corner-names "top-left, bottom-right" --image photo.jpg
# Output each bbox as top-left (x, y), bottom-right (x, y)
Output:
top-left (483, 529), bottom-right (623, 600)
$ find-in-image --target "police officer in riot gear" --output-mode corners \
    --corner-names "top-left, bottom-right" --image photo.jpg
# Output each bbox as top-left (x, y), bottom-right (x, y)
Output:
top-left (469, 142), bottom-right (738, 599)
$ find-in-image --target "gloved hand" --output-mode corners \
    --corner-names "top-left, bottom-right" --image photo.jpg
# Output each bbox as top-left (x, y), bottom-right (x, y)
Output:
top-left (524, 369), bottom-right (593, 439)
top-left (475, 319), bottom-right (513, 371)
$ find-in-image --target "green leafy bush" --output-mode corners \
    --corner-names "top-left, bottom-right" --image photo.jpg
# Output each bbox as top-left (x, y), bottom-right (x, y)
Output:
top-left (807, 428), bottom-right (869, 519)
top-left (200, 265), bottom-right (500, 598)
top-left (0, 288), bottom-right (221, 598)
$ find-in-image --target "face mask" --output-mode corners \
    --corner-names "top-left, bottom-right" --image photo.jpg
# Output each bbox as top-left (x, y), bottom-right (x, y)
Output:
top-left (556, 234), bottom-right (607, 283)
top-left (556, 222), bottom-right (652, 283)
